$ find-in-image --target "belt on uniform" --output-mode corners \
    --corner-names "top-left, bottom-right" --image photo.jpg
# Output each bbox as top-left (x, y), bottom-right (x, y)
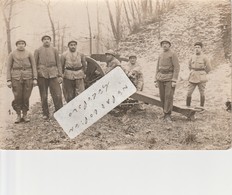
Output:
top-left (65, 66), bottom-right (83, 71)
top-left (158, 69), bottom-right (173, 74)
top-left (191, 68), bottom-right (205, 71)
top-left (13, 67), bottom-right (32, 70)
top-left (38, 64), bottom-right (57, 68)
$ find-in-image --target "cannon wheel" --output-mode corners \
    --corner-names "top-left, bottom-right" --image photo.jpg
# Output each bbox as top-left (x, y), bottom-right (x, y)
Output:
top-left (85, 56), bottom-right (105, 88)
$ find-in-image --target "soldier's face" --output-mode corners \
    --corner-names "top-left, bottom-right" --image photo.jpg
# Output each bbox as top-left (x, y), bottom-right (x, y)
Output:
top-left (105, 54), bottom-right (113, 62)
top-left (162, 42), bottom-right (171, 51)
top-left (69, 43), bottom-right (77, 52)
top-left (129, 57), bottom-right (137, 64)
top-left (16, 42), bottom-right (26, 50)
top-left (195, 45), bottom-right (202, 54)
top-left (42, 37), bottom-right (51, 46)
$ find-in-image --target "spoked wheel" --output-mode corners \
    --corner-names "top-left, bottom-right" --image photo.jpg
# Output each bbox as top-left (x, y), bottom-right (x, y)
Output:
top-left (85, 56), bottom-right (105, 88)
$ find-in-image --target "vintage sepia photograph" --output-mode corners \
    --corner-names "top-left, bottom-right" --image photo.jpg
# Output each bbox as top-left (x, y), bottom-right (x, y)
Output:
top-left (0, 0), bottom-right (231, 150)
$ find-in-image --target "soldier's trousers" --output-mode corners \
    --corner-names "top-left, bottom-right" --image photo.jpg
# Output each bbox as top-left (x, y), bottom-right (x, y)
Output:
top-left (62, 78), bottom-right (85, 103)
top-left (157, 81), bottom-right (175, 115)
top-left (37, 77), bottom-right (63, 116)
top-left (187, 82), bottom-right (206, 97)
top-left (12, 79), bottom-right (33, 114)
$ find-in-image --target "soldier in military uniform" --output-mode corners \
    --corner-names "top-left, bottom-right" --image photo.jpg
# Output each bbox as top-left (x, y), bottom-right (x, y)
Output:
top-left (186, 42), bottom-right (211, 108)
top-left (105, 49), bottom-right (121, 73)
top-left (34, 35), bottom-right (63, 119)
top-left (124, 53), bottom-right (144, 91)
top-left (155, 40), bottom-right (180, 122)
top-left (61, 40), bottom-right (87, 103)
top-left (7, 40), bottom-right (37, 123)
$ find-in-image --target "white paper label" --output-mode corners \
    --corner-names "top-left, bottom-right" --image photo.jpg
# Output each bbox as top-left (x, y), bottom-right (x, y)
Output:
top-left (54, 67), bottom-right (137, 139)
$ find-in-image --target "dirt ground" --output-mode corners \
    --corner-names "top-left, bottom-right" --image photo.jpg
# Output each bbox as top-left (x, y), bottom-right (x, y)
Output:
top-left (0, 63), bottom-right (231, 150)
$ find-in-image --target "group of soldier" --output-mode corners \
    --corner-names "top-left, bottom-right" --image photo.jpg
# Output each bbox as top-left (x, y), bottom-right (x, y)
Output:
top-left (6, 35), bottom-right (211, 124)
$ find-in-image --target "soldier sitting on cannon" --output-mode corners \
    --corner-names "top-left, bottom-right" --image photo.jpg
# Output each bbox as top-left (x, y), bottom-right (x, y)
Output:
top-left (123, 53), bottom-right (144, 91)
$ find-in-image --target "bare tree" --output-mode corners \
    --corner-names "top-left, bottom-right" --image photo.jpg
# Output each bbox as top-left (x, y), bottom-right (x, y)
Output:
top-left (123, 0), bottom-right (132, 33)
top-left (133, 0), bottom-right (142, 25)
top-left (0, 0), bottom-right (21, 54)
top-left (41, 0), bottom-right (56, 47)
top-left (61, 25), bottom-right (66, 53)
top-left (141, 0), bottom-right (148, 20)
top-left (86, 0), bottom-right (92, 54)
top-left (105, 0), bottom-right (122, 46)
top-left (96, 0), bottom-right (100, 53)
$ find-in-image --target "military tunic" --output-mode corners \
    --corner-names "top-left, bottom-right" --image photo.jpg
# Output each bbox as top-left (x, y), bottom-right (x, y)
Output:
top-left (155, 49), bottom-right (180, 115)
top-left (61, 51), bottom-right (87, 102)
top-left (7, 49), bottom-right (37, 114)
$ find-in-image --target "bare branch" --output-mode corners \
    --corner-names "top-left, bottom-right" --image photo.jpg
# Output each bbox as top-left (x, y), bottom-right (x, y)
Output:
top-left (10, 25), bottom-right (20, 31)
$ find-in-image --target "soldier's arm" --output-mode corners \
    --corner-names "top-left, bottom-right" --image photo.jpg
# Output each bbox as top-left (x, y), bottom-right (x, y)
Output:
top-left (172, 53), bottom-right (180, 82)
top-left (81, 54), bottom-right (87, 73)
top-left (188, 58), bottom-right (192, 70)
top-left (55, 48), bottom-right (62, 77)
top-left (34, 49), bottom-right (39, 66)
top-left (154, 57), bottom-right (160, 82)
top-left (204, 56), bottom-right (212, 74)
top-left (6, 53), bottom-right (13, 81)
top-left (113, 60), bottom-right (121, 69)
top-left (60, 54), bottom-right (66, 74)
top-left (29, 52), bottom-right (37, 80)
top-left (137, 72), bottom-right (144, 91)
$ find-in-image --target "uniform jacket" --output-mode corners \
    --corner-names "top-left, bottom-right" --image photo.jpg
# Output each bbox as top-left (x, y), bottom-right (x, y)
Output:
top-left (124, 62), bottom-right (144, 91)
top-left (34, 46), bottom-right (62, 79)
top-left (105, 57), bottom-right (121, 73)
top-left (7, 49), bottom-right (37, 81)
top-left (188, 53), bottom-right (211, 83)
top-left (155, 50), bottom-right (180, 82)
top-left (61, 50), bottom-right (87, 80)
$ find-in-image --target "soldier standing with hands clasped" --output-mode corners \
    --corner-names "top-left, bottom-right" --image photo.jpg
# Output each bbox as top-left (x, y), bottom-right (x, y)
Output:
top-left (154, 40), bottom-right (180, 122)
top-left (61, 40), bottom-right (87, 103)
top-left (7, 40), bottom-right (37, 123)
top-left (34, 35), bottom-right (63, 120)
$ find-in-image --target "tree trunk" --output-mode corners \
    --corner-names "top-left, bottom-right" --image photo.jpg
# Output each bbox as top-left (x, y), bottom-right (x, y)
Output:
top-left (105, 0), bottom-right (117, 41)
top-left (115, 0), bottom-right (122, 44)
top-left (133, 0), bottom-right (142, 24)
top-left (46, 2), bottom-right (56, 47)
top-left (123, 0), bottom-right (132, 33)
top-left (2, 0), bottom-right (14, 54)
top-left (96, 0), bottom-right (100, 53)
top-left (86, 1), bottom-right (92, 55)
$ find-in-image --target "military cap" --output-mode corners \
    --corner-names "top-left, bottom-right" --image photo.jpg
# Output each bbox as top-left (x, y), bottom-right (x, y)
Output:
top-left (160, 40), bottom-right (171, 46)
top-left (41, 35), bottom-right (52, 41)
top-left (15, 39), bottom-right (26, 46)
top-left (194, 42), bottom-right (203, 48)
top-left (105, 49), bottom-right (115, 57)
top-left (68, 40), bottom-right (78, 46)
top-left (129, 53), bottom-right (137, 59)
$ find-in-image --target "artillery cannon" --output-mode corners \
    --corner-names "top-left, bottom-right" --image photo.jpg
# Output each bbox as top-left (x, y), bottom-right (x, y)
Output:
top-left (85, 54), bottom-right (202, 120)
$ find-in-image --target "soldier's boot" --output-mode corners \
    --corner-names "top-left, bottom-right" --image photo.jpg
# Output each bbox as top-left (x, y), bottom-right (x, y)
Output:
top-left (15, 112), bottom-right (21, 124)
top-left (22, 111), bottom-right (30, 122)
top-left (164, 113), bottom-right (172, 123)
top-left (186, 96), bottom-right (192, 107)
top-left (198, 96), bottom-right (206, 113)
top-left (200, 96), bottom-right (205, 108)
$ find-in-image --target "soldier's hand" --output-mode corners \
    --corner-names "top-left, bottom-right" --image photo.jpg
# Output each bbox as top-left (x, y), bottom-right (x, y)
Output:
top-left (172, 81), bottom-right (177, 88)
top-left (33, 79), bottom-right (37, 87)
top-left (154, 81), bottom-right (158, 88)
top-left (58, 77), bottom-right (63, 84)
top-left (7, 81), bottom-right (12, 88)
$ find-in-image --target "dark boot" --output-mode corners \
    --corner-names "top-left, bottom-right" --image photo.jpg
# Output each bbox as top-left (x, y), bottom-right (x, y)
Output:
top-left (186, 96), bottom-right (191, 107)
top-left (22, 111), bottom-right (30, 122)
top-left (200, 96), bottom-right (205, 107)
top-left (15, 112), bottom-right (21, 124)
